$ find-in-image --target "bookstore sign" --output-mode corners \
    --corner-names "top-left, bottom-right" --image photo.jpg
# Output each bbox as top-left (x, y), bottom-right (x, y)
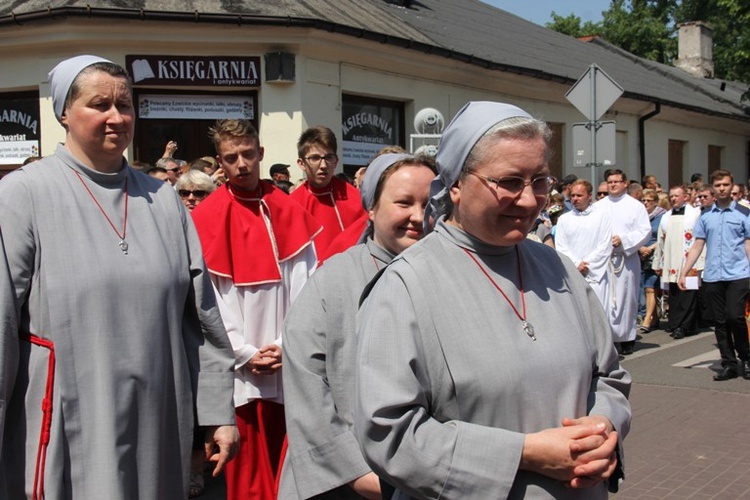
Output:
top-left (126, 55), bottom-right (261, 87)
top-left (0, 97), bottom-right (40, 165)
top-left (138, 95), bottom-right (254, 120)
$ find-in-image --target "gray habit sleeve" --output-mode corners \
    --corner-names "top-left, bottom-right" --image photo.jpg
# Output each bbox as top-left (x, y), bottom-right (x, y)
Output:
top-left (282, 256), bottom-right (371, 499)
top-left (182, 213), bottom-right (236, 427)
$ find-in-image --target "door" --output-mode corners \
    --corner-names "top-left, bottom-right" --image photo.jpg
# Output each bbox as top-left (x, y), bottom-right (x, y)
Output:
top-left (668, 139), bottom-right (685, 187)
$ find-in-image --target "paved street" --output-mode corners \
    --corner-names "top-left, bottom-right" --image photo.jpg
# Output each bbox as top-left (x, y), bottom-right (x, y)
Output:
top-left (203, 326), bottom-right (750, 499)
top-left (614, 327), bottom-right (750, 499)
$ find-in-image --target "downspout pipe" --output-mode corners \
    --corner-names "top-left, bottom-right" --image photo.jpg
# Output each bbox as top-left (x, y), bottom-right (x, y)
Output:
top-left (638, 102), bottom-right (661, 180)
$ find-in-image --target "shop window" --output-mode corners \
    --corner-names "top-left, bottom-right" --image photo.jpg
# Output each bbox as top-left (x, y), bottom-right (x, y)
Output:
top-left (0, 91), bottom-right (40, 175)
top-left (133, 90), bottom-right (257, 166)
top-left (341, 95), bottom-right (404, 177)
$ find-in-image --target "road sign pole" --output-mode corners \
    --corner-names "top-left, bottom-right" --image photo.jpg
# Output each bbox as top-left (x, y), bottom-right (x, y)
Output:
top-left (565, 63), bottom-right (623, 185)
top-left (589, 64), bottom-right (597, 185)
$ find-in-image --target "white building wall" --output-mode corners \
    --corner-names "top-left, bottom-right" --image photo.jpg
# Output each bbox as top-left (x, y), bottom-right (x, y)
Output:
top-left (643, 119), bottom-right (747, 183)
top-left (0, 19), bottom-right (748, 183)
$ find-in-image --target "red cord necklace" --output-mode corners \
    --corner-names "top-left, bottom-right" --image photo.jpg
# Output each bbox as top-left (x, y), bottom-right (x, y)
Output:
top-left (463, 246), bottom-right (536, 341)
top-left (73, 170), bottom-right (129, 254)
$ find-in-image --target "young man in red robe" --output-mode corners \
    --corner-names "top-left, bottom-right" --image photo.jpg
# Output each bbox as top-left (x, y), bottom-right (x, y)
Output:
top-left (192, 119), bottom-right (321, 499)
top-left (290, 126), bottom-right (366, 255)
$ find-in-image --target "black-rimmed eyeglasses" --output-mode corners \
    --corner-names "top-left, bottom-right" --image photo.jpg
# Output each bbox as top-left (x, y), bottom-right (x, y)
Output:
top-left (303, 154), bottom-right (338, 167)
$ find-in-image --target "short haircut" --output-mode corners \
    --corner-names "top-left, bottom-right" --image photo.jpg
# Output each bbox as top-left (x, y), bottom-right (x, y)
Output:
top-left (375, 145), bottom-right (408, 156)
top-left (147, 166), bottom-right (167, 176)
top-left (155, 157), bottom-right (178, 169)
top-left (549, 192), bottom-right (565, 206)
top-left (65, 62), bottom-right (132, 114)
top-left (561, 174), bottom-right (578, 187)
top-left (657, 192), bottom-right (671, 210)
top-left (209, 119), bottom-right (259, 153)
top-left (570, 178), bottom-right (592, 195)
top-left (606, 169), bottom-right (627, 182)
top-left (461, 116), bottom-right (552, 176)
top-left (627, 183), bottom-right (642, 195)
top-left (274, 179), bottom-right (293, 194)
top-left (174, 169), bottom-right (216, 193)
top-left (189, 158), bottom-right (212, 171)
top-left (297, 126), bottom-right (337, 158)
top-left (642, 188), bottom-right (657, 199)
top-left (668, 184), bottom-right (687, 194)
top-left (201, 156), bottom-right (219, 168)
top-left (709, 168), bottom-right (733, 184)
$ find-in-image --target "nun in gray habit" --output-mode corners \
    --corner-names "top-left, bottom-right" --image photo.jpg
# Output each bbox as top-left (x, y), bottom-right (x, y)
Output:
top-left (0, 55), bottom-right (237, 499)
top-left (279, 153), bottom-right (436, 499)
top-left (354, 101), bottom-right (631, 499)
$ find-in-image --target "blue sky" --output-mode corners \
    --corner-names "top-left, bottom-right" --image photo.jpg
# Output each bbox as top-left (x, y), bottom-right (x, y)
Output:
top-left (481, 0), bottom-right (612, 26)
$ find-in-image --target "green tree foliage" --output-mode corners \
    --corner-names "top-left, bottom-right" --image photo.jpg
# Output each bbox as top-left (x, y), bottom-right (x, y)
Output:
top-left (599, 0), bottom-right (676, 63)
top-left (546, 12), bottom-right (601, 39)
top-left (545, 0), bottom-right (750, 88)
top-left (698, 0), bottom-right (750, 85)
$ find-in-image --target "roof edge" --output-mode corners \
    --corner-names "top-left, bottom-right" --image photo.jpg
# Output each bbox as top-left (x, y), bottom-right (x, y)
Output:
top-left (2, 6), bottom-right (748, 122)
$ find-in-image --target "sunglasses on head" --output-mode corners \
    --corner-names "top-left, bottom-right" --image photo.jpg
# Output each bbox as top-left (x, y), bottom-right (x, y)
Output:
top-left (178, 189), bottom-right (208, 199)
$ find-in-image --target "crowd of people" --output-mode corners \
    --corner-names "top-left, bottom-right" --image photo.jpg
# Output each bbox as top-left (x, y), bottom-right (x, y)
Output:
top-left (1, 54), bottom-right (747, 500)
top-left (547, 168), bottom-right (750, 374)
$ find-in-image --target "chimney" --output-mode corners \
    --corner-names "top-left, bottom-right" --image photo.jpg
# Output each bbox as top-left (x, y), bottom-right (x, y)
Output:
top-left (674, 21), bottom-right (714, 78)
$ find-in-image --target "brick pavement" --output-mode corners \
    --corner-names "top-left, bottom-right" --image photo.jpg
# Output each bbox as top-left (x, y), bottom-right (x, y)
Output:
top-left (613, 384), bottom-right (750, 499)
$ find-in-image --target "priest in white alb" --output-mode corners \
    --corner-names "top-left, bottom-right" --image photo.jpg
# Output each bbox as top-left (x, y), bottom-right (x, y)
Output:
top-left (555, 179), bottom-right (612, 307)
top-left (596, 169), bottom-right (651, 355)
top-left (652, 185), bottom-right (704, 339)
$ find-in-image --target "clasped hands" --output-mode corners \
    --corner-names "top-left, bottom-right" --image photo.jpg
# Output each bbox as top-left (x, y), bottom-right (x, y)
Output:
top-left (248, 344), bottom-right (282, 375)
top-left (521, 415), bottom-right (618, 489)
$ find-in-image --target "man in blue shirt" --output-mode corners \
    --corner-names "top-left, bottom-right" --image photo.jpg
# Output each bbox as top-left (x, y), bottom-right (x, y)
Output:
top-left (680, 169), bottom-right (750, 381)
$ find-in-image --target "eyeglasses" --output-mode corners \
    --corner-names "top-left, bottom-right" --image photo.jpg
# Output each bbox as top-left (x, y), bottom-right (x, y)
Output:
top-left (166, 167), bottom-right (181, 173)
top-left (178, 189), bottom-right (208, 199)
top-left (303, 153), bottom-right (338, 166)
top-left (697, 194), bottom-right (709, 199)
top-left (468, 171), bottom-right (555, 195)
top-left (643, 198), bottom-right (656, 202)
top-left (596, 191), bottom-right (607, 196)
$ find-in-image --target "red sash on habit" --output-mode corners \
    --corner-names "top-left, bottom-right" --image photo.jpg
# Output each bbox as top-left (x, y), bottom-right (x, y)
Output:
top-left (192, 181), bottom-right (322, 286)
top-left (20, 333), bottom-right (55, 500)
